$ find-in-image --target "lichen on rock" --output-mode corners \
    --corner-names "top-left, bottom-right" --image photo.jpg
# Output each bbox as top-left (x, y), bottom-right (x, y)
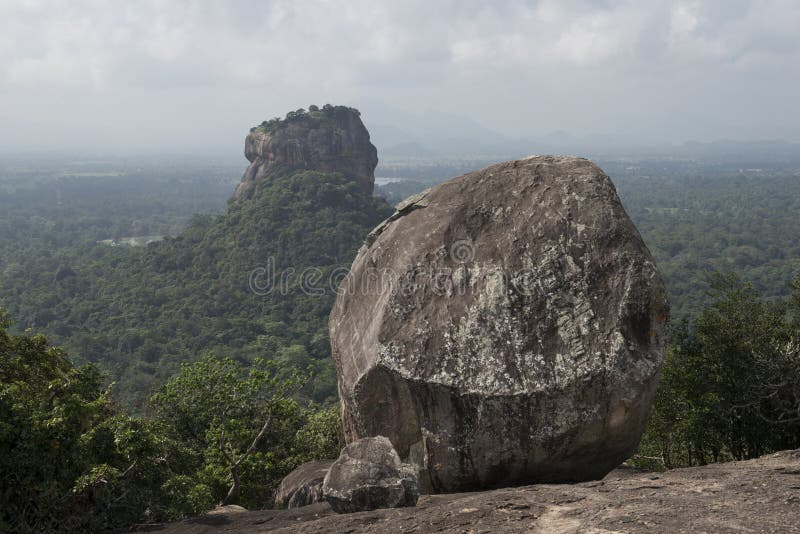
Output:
top-left (322, 436), bottom-right (419, 513)
top-left (329, 155), bottom-right (669, 493)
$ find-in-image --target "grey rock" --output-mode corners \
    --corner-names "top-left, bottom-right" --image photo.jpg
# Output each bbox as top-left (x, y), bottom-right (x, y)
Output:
top-left (329, 155), bottom-right (669, 493)
top-left (274, 460), bottom-right (334, 509)
top-left (235, 107), bottom-right (377, 200)
top-left (366, 187), bottom-right (433, 247)
top-left (322, 436), bottom-right (419, 513)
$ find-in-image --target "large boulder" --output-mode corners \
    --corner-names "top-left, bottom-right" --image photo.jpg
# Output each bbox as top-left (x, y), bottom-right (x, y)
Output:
top-left (322, 436), bottom-right (419, 513)
top-left (235, 105), bottom-right (377, 200)
top-left (329, 155), bottom-right (669, 493)
top-left (274, 460), bottom-right (334, 509)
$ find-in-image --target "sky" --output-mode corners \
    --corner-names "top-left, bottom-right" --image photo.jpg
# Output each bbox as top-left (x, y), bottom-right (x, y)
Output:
top-left (1, 0), bottom-right (799, 155)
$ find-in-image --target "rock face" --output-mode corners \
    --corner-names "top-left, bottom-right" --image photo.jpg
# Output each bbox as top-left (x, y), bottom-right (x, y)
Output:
top-left (329, 155), bottom-right (669, 493)
top-left (322, 436), bottom-right (420, 513)
top-left (235, 105), bottom-right (377, 200)
top-left (274, 460), bottom-right (333, 509)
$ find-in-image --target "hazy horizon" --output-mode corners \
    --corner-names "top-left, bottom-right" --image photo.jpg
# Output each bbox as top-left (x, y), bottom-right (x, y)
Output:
top-left (2, 1), bottom-right (799, 155)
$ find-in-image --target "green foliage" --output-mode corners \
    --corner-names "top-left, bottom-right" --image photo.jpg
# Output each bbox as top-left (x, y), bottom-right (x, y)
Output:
top-left (0, 316), bottom-right (196, 531)
top-left (5, 157), bottom-right (800, 412)
top-left (613, 168), bottom-right (800, 318)
top-left (0, 315), bottom-right (345, 530)
top-left (150, 355), bottom-right (309, 507)
top-left (294, 404), bottom-right (346, 461)
top-left (254, 104), bottom-right (360, 133)
top-left (634, 274), bottom-right (800, 469)
top-left (0, 156), bottom-right (387, 527)
top-left (0, 168), bottom-right (392, 409)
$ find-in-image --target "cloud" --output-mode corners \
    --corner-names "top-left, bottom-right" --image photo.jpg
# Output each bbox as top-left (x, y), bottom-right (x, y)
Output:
top-left (0, 0), bottom-right (798, 150)
top-left (5, 0), bottom-right (796, 89)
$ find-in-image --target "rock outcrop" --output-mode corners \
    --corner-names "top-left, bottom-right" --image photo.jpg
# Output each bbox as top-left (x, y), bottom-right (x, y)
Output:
top-left (329, 155), bottom-right (669, 492)
top-left (148, 449), bottom-right (800, 533)
top-left (235, 105), bottom-right (377, 200)
top-left (322, 436), bottom-right (419, 513)
top-left (274, 460), bottom-right (333, 509)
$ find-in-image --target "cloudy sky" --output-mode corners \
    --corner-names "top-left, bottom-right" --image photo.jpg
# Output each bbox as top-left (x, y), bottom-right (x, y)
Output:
top-left (1, 0), bottom-right (798, 154)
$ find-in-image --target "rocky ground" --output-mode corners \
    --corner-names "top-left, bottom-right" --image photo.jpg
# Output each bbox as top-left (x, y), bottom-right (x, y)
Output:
top-left (138, 450), bottom-right (800, 533)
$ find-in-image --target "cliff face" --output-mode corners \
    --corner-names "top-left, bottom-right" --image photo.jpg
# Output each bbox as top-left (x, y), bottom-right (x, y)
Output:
top-left (235, 106), bottom-right (378, 200)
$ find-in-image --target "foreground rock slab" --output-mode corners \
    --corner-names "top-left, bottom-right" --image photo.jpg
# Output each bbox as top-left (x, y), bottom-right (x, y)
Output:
top-left (322, 436), bottom-right (419, 513)
top-left (330, 155), bottom-right (669, 492)
top-left (274, 460), bottom-right (334, 509)
top-left (148, 449), bottom-right (800, 533)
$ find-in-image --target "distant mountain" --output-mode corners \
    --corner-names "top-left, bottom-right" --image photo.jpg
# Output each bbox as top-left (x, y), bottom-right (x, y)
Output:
top-left (360, 99), bottom-right (800, 163)
top-left (381, 142), bottom-right (439, 159)
top-left (358, 102), bottom-right (512, 158)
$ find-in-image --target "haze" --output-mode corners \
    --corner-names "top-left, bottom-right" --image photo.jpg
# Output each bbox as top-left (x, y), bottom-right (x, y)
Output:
top-left (1, 0), bottom-right (799, 155)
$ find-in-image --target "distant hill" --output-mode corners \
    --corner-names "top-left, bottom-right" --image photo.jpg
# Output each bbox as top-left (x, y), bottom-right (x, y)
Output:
top-left (0, 106), bottom-right (392, 409)
top-left (381, 142), bottom-right (439, 159)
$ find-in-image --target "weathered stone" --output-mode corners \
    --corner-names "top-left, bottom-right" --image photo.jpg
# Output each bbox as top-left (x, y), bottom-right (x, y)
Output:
top-left (235, 106), bottom-right (377, 200)
top-left (322, 436), bottom-right (419, 513)
top-left (274, 460), bottom-right (333, 509)
top-left (330, 155), bottom-right (669, 493)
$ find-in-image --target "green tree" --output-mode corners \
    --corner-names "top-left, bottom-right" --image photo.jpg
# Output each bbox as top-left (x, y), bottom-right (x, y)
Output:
top-left (635, 274), bottom-right (800, 469)
top-left (294, 404), bottom-right (345, 461)
top-left (150, 355), bottom-right (308, 507)
top-left (0, 310), bottom-right (193, 531)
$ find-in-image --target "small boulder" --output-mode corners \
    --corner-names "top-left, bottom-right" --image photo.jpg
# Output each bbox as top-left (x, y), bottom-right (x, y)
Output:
top-left (274, 460), bottom-right (334, 509)
top-left (323, 436), bottom-right (419, 513)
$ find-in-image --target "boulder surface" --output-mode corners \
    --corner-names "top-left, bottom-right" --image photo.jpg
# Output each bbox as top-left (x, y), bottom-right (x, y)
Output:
top-left (329, 155), bottom-right (669, 492)
top-left (322, 436), bottom-right (419, 513)
top-left (274, 460), bottom-right (333, 509)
